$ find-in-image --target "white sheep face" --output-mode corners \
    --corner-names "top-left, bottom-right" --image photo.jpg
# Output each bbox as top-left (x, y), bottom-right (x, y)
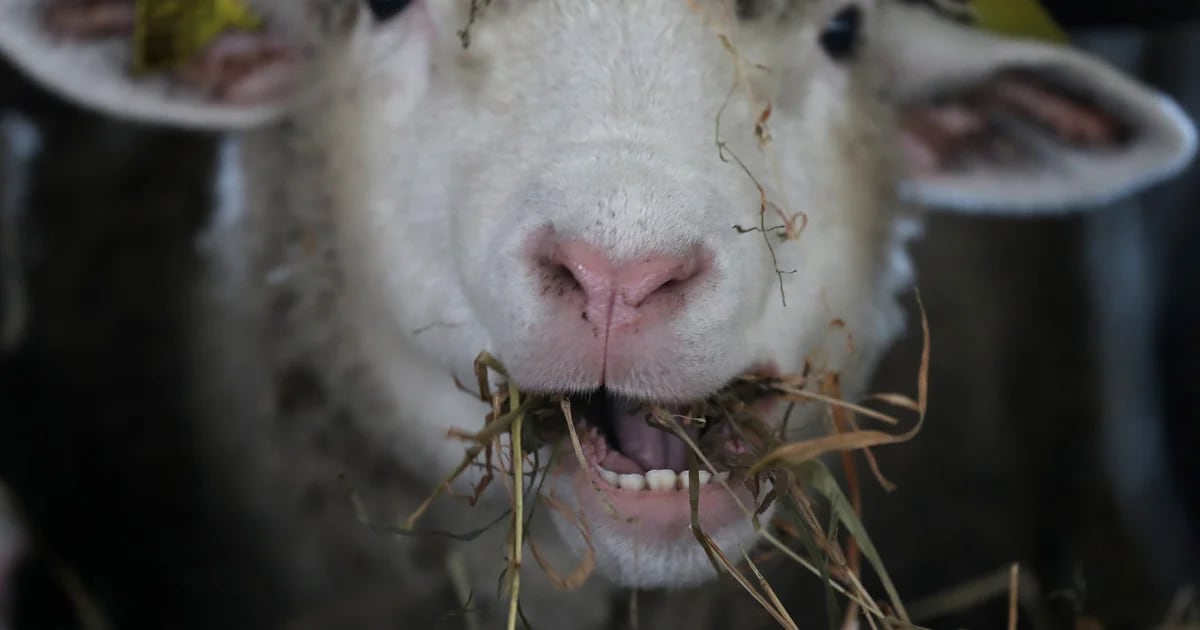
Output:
top-left (0, 0), bottom-right (1194, 591)
top-left (317, 0), bottom-right (904, 587)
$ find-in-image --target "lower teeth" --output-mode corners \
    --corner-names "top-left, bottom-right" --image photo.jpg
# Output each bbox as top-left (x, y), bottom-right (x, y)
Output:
top-left (598, 467), bottom-right (730, 491)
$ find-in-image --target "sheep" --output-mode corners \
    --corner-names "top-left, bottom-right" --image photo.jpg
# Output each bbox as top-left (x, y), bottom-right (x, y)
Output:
top-left (0, 0), bottom-right (1194, 627)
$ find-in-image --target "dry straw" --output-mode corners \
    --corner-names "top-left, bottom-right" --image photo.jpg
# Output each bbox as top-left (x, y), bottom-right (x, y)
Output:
top-left (399, 287), bottom-right (931, 630)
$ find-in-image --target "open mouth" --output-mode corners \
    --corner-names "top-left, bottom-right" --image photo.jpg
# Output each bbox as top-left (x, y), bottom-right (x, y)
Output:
top-left (568, 389), bottom-right (748, 492)
top-left (458, 357), bottom-right (797, 585)
top-left (538, 366), bottom-right (783, 546)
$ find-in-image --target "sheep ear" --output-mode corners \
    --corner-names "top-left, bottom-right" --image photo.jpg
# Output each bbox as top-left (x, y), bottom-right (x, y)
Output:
top-left (0, 0), bottom-right (315, 130)
top-left (877, 2), bottom-right (1197, 213)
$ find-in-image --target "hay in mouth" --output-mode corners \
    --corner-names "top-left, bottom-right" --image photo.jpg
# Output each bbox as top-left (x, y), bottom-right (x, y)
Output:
top-left (396, 296), bottom-right (930, 630)
top-left (547, 376), bottom-right (779, 490)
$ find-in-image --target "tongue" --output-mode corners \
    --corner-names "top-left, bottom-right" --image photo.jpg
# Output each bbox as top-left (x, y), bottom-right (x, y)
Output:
top-left (612, 400), bottom-right (698, 473)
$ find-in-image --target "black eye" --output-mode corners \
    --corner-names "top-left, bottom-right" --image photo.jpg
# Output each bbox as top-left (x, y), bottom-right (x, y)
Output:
top-left (819, 5), bottom-right (862, 61)
top-left (366, 0), bottom-right (411, 21)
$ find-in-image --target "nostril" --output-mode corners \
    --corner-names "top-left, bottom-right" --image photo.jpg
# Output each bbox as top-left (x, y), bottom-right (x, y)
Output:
top-left (619, 254), bottom-right (706, 308)
top-left (542, 242), bottom-right (617, 304)
top-left (528, 236), bottom-right (711, 328)
top-left (541, 258), bottom-right (584, 298)
top-left (535, 257), bottom-right (595, 308)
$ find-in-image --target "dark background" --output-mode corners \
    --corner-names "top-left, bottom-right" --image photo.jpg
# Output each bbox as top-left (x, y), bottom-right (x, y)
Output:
top-left (1, 6), bottom-right (1197, 630)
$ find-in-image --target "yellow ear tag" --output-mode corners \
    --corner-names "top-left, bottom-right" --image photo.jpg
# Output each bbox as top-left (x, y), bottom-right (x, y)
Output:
top-left (969, 0), bottom-right (1068, 43)
top-left (132, 0), bottom-right (264, 76)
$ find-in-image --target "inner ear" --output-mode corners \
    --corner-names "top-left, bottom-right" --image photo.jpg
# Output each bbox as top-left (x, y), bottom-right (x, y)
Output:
top-left (69, 0), bottom-right (310, 105)
top-left (0, 0), bottom-right (321, 129)
top-left (898, 66), bottom-right (1136, 175)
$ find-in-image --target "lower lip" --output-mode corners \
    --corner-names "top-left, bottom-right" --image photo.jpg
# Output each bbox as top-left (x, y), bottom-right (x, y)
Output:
top-left (554, 447), bottom-right (758, 545)
top-left (547, 363), bottom-right (782, 541)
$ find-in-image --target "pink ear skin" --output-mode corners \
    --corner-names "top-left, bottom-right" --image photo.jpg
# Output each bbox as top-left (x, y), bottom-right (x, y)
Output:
top-left (899, 70), bottom-right (1132, 176)
top-left (39, 0), bottom-right (303, 107)
top-left (176, 32), bottom-right (302, 106)
top-left (43, 0), bottom-right (134, 39)
top-left (987, 74), bottom-right (1120, 146)
top-left (900, 104), bottom-right (987, 174)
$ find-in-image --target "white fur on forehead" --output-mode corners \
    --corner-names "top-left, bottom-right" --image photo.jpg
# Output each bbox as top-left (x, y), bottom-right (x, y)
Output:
top-left (429, 0), bottom-right (819, 41)
top-left (877, 1), bottom-right (1197, 212)
top-left (424, 1), bottom-right (767, 114)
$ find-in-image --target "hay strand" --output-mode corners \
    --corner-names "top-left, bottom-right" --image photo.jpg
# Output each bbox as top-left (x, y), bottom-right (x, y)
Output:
top-left (505, 399), bottom-right (525, 630)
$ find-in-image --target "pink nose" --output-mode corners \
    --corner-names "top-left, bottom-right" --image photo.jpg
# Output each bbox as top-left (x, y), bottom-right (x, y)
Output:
top-left (537, 240), bottom-right (709, 330)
